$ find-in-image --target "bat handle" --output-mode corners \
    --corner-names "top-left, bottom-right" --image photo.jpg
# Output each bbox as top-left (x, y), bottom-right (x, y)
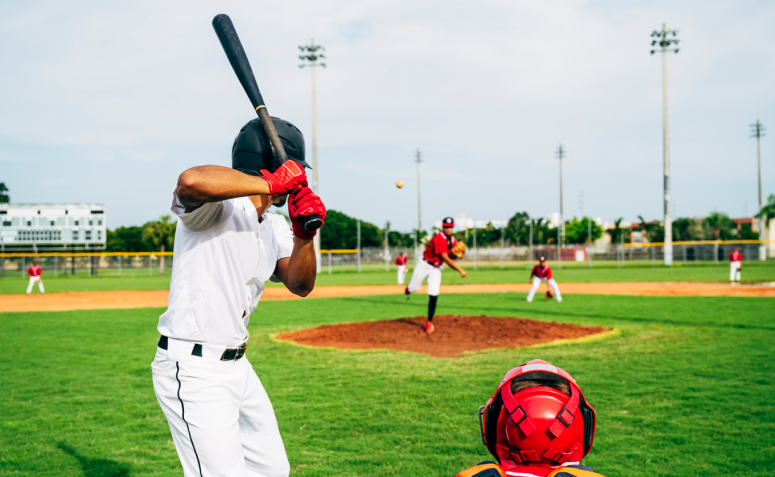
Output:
top-left (303, 214), bottom-right (322, 232)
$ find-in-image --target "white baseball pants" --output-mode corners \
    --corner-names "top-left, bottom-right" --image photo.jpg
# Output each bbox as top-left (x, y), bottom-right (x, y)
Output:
top-left (26, 276), bottom-right (44, 294)
top-left (397, 265), bottom-right (407, 284)
top-left (406, 259), bottom-right (442, 296)
top-left (152, 340), bottom-right (290, 477)
top-left (730, 261), bottom-right (741, 282)
top-left (526, 277), bottom-right (562, 302)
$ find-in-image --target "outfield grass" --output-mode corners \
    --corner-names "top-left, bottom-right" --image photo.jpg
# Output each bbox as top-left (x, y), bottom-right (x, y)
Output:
top-left (3, 260), bottom-right (775, 294)
top-left (0, 293), bottom-right (772, 476)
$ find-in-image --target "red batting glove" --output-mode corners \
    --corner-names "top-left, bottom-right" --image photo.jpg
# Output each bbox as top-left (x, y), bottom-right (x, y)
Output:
top-left (260, 161), bottom-right (308, 195)
top-left (288, 185), bottom-right (326, 239)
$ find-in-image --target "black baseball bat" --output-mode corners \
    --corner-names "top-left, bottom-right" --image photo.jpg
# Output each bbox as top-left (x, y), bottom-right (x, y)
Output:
top-left (212, 14), bottom-right (322, 232)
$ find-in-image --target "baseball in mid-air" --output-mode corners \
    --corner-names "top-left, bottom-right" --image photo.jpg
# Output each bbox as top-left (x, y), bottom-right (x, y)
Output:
top-left (396, 181), bottom-right (404, 189)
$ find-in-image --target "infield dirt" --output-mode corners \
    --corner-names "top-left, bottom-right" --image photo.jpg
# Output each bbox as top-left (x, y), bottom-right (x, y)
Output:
top-left (274, 315), bottom-right (609, 357)
top-left (2, 281), bottom-right (774, 313)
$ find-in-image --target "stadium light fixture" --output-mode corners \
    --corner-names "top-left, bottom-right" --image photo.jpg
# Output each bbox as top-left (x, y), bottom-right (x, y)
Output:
top-left (299, 39), bottom-right (325, 272)
top-left (650, 23), bottom-right (680, 266)
top-left (750, 120), bottom-right (766, 260)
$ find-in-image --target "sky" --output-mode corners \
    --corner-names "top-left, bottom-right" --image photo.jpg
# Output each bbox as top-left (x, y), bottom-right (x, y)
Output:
top-left (1, 0), bottom-right (774, 232)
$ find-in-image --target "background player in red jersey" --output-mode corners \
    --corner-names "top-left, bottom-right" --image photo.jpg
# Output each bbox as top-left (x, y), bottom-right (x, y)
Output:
top-left (526, 257), bottom-right (561, 302)
top-left (395, 251), bottom-right (408, 284)
top-left (26, 259), bottom-right (45, 294)
top-left (729, 247), bottom-right (743, 285)
top-left (405, 217), bottom-right (467, 334)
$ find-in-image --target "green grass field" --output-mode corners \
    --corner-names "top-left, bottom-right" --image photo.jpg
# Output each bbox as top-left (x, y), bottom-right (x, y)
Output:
top-left (3, 260), bottom-right (775, 294)
top-left (1, 293), bottom-right (773, 476)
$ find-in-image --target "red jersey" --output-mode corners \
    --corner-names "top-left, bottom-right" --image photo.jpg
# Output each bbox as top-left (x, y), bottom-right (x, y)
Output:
top-left (531, 263), bottom-right (552, 280)
top-left (395, 255), bottom-right (408, 266)
top-left (27, 266), bottom-right (42, 277)
top-left (423, 232), bottom-right (456, 267)
top-left (729, 252), bottom-right (743, 262)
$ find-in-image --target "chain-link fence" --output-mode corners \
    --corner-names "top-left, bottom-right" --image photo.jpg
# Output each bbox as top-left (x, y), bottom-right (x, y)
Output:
top-left (0, 254), bottom-right (173, 279)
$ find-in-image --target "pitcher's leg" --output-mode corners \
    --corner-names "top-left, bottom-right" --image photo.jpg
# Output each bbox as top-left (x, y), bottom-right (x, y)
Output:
top-left (239, 360), bottom-right (290, 477)
top-left (406, 261), bottom-right (431, 294)
top-left (526, 277), bottom-right (541, 302)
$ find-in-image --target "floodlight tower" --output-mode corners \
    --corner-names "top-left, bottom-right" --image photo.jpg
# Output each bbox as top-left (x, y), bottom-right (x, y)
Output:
top-left (750, 120), bottom-right (766, 260)
top-left (650, 24), bottom-right (679, 266)
top-left (556, 144), bottom-right (565, 247)
top-left (299, 39), bottom-right (326, 272)
top-left (415, 148), bottom-right (423, 256)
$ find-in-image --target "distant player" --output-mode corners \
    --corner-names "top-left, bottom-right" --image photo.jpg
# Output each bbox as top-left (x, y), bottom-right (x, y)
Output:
top-left (26, 260), bottom-right (45, 294)
top-left (395, 251), bottom-right (408, 284)
top-left (526, 257), bottom-right (561, 303)
top-left (405, 217), bottom-right (467, 334)
top-left (729, 247), bottom-right (743, 285)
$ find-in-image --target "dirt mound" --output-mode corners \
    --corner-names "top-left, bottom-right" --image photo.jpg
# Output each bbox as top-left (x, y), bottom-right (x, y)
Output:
top-left (275, 315), bottom-right (609, 358)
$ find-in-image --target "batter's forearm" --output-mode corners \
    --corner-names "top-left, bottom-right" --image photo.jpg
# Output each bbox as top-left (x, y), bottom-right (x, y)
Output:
top-left (285, 238), bottom-right (317, 297)
top-left (177, 165), bottom-right (271, 208)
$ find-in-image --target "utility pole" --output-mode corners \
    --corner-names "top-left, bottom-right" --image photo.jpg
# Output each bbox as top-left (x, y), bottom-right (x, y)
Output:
top-left (556, 144), bottom-right (565, 268)
top-left (299, 38), bottom-right (326, 273)
top-left (651, 23), bottom-right (679, 266)
top-left (750, 120), bottom-right (766, 260)
top-left (556, 144), bottom-right (565, 247)
top-left (356, 220), bottom-right (361, 272)
top-left (415, 148), bottom-right (423, 256)
top-left (384, 221), bottom-right (390, 272)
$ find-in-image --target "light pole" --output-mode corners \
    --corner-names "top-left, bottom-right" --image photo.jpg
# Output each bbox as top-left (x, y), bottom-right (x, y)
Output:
top-left (299, 38), bottom-right (326, 272)
top-left (556, 144), bottom-right (565, 267)
top-left (651, 23), bottom-right (679, 266)
top-left (750, 120), bottom-right (766, 260)
top-left (415, 148), bottom-right (423, 257)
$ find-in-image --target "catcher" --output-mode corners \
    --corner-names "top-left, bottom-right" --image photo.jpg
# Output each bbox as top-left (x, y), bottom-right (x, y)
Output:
top-left (455, 359), bottom-right (605, 477)
top-left (405, 216), bottom-right (467, 334)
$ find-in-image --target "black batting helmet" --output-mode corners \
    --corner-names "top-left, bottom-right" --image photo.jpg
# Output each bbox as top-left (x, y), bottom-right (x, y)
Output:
top-left (232, 117), bottom-right (311, 176)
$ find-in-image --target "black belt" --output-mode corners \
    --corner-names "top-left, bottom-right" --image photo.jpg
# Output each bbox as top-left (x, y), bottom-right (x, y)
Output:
top-left (424, 259), bottom-right (440, 267)
top-left (158, 335), bottom-right (246, 361)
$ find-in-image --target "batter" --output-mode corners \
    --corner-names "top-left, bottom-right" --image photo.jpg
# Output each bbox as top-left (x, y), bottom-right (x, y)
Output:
top-left (152, 117), bottom-right (325, 477)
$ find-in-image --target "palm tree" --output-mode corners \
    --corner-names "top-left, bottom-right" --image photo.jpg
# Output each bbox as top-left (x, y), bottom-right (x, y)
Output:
top-left (142, 215), bottom-right (176, 274)
top-left (0, 182), bottom-right (9, 203)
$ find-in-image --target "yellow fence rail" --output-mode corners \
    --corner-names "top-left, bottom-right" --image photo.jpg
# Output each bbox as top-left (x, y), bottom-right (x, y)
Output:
top-left (625, 239), bottom-right (775, 248)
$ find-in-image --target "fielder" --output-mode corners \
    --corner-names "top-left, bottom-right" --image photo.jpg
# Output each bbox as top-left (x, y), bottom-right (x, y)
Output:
top-left (26, 260), bottom-right (45, 294)
top-left (456, 359), bottom-right (604, 477)
top-left (729, 247), bottom-right (743, 284)
top-left (527, 257), bottom-right (562, 303)
top-left (395, 251), bottom-right (408, 284)
top-left (152, 117), bottom-right (325, 477)
top-left (405, 217), bottom-right (467, 334)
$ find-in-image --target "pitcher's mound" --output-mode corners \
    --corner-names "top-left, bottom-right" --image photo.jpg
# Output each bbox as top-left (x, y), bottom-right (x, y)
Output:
top-left (275, 315), bottom-right (608, 358)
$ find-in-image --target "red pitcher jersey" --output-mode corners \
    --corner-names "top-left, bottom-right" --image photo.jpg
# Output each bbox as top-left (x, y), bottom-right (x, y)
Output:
top-left (423, 232), bottom-right (456, 267)
top-left (729, 252), bottom-right (743, 262)
top-left (531, 264), bottom-right (552, 280)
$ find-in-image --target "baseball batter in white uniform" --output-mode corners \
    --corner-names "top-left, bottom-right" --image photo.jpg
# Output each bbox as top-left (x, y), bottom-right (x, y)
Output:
top-left (152, 117), bottom-right (326, 477)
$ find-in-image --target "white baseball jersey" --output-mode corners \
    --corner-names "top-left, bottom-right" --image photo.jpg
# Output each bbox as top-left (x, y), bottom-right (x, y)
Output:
top-left (158, 189), bottom-right (294, 348)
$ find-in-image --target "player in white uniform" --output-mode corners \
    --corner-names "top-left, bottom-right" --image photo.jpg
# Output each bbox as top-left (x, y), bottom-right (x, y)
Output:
top-left (152, 117), bottom-right (326, 477)
top-left (395, 252), bottom-right (408, 284)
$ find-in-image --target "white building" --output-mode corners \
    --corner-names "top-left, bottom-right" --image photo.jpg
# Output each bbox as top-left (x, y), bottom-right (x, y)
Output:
top-left (0, 203), bottom-right (106, 250)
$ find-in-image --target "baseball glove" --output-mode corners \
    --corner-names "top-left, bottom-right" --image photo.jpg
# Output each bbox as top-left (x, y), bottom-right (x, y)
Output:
top-left (545, 290), bottom-right (553, 299)
top-left (448, 241), bottom-right (467, 259)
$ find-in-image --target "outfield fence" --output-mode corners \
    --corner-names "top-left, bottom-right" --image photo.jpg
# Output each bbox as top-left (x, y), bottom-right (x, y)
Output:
top-left (1, 239), bottom-right (773, 278)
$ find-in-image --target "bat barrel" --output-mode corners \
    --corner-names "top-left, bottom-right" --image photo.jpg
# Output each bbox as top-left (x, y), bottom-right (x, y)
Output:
top-left (212, 14), bottom-right (265, 110)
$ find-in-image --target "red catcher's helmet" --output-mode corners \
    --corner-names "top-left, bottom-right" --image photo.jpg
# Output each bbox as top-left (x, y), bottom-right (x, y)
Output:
top-left (478, 360), bottom-right (596, 472)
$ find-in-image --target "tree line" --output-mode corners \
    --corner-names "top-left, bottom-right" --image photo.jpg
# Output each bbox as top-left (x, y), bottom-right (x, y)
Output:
top-left (100, 197), bottom-right (775, 253)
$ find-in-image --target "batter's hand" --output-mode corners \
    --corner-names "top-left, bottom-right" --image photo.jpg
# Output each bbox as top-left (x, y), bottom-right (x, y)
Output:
top-left (260, 161), bottom-right (308, 196)
top-left (288, 185), bottom-right (326, 239)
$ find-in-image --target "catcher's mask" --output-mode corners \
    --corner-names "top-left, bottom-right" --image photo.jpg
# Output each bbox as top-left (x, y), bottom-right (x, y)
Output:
top-left (478, 360), bottom-right (596, 471)
top-left (232, 117), bottom-right (311, 177)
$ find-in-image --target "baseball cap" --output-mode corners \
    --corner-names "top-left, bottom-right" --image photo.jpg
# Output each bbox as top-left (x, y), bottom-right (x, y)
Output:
top-left (539, 256), bottom-right (546, 262)
top-left (442, 217), bottom-right (455, 227)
